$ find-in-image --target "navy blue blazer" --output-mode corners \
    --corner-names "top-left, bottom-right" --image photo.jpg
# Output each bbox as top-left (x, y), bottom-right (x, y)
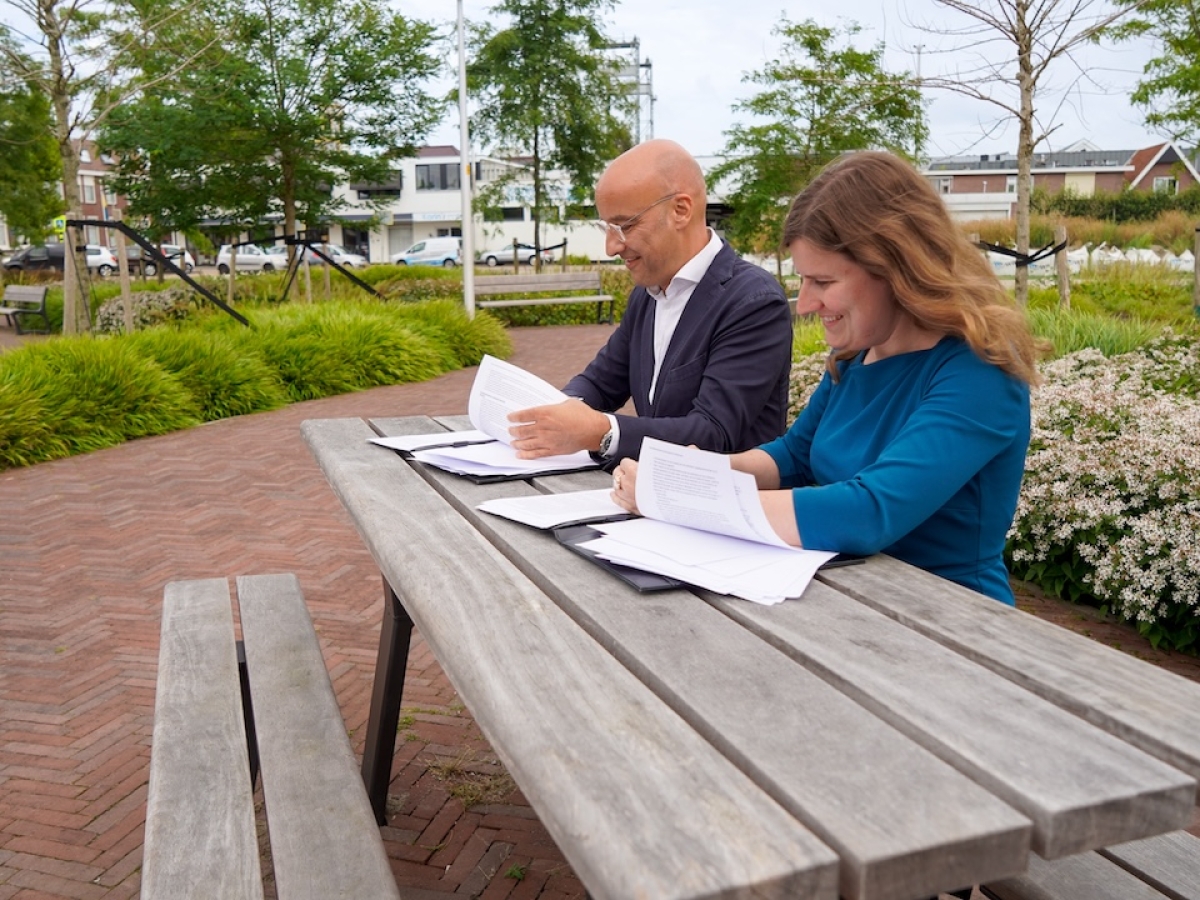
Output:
top-left (564, 241), bottom-right (793, 461)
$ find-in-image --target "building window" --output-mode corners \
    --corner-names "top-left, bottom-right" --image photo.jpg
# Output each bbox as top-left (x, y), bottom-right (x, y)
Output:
top-left (435, 227), bottom-right (463, 237)
top-left (1006, 176), bottom-right (1017, 193)
top-left (79, 148), bottom-right (91, 163)
top-left (933, 177), bottom-right (951, 194)
top-left (83, 177), bottom-right (96, 204)
top-left (104, 184), bottom-right (117, 205)
top-left (416, 163), bottom-right (460, 191)
top-left (1153, 176), bottom-right (1177, 194)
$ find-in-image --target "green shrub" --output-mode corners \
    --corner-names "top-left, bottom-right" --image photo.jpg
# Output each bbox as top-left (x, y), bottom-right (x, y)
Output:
top-left (95, 287), bottom-right (201, 334)
top-left (246, 303), bottom-right (458, 401)
top-left (390, 298), bottom-right (512, 366)
top-left (125, 329), bottom-right (289, 420)
top-left (0, 336), bottom-right (200, 467)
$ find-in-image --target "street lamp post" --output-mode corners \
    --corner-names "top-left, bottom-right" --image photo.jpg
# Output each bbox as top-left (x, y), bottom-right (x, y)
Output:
top-left (458, 0), bottom-right (475, 318)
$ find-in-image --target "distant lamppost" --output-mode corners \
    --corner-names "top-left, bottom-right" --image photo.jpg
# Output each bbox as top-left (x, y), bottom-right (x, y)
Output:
top-left (458, 0), bottom-right (475, 318)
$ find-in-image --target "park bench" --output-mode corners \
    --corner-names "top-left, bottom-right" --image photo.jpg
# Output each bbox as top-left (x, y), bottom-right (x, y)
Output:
top-left (474, 271), bottom-right (614, 323)
top-left (982, 828), bottom-right (1200, 900)
top-left (0, 284), bottom-right (50, 334)
top-left (141, 574), bottom-right (401, 900)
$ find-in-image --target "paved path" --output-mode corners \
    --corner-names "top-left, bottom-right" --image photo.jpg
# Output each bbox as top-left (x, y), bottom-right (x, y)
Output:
top-left (0, 325), bottom-right (614, 900)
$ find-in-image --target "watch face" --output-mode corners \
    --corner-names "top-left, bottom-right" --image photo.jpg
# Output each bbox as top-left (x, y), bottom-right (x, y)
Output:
top-left (600, 430), bottom-right (614, 455)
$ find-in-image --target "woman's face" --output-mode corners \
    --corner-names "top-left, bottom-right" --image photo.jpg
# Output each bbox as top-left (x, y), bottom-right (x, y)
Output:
top-left (791, 239), bottom-right (906, 358)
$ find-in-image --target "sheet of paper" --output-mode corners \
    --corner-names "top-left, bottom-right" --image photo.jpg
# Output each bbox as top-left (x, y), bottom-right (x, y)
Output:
top-left (478, 489), bottom-right (626, 529)
top-left (370, 430), bottom-right (493, 453)
top-left (468, 355), bottom-right (568, 444)
top-left (635, 438), bottom-right (790, 548)
top-left (413, 440), bottom-right (595, 477)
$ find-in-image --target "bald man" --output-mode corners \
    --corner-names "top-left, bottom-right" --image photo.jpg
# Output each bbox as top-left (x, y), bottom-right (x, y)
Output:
top-left (507, 139), bottom-right (793, 465)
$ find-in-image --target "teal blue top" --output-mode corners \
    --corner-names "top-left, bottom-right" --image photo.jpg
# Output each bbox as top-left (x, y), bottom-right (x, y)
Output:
top-left (760, 337), bottom-right (1030, 604)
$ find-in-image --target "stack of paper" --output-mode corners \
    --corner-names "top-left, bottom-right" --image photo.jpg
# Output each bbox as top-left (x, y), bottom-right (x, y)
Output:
top-left (369, 355), bottom-right (598, 478)
top-left (478, 438), bottom-right (837, 604)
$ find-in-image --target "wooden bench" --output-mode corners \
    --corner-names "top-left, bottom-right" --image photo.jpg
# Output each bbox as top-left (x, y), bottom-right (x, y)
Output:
top-left (142, 574), bottom-right (401, 900)
top-left (474, 271), bottom-right (614, 323)
top-left (981, 829), bottom-right (1200, 900)
top-left (0, 284), bottom-right (50, 334)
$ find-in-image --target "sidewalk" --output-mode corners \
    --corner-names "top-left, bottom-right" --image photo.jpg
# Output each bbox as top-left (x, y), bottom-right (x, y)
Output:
top-left (0, 324), bottom-right (614, 899)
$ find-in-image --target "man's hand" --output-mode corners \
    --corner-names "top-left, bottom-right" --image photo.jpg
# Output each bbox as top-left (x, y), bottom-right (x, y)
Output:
top-left (507, 399), bottom-right (610, 459)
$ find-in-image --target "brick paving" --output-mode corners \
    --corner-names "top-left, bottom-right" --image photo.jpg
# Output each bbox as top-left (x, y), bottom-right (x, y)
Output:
top-left (0, 324), bottom-right (614, 900)
top-left (2, 320), bottom-right (1199, 899)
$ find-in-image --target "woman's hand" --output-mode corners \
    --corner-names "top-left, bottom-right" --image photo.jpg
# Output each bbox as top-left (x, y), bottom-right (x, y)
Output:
top-left (611, 459), bottom-right (639, 514)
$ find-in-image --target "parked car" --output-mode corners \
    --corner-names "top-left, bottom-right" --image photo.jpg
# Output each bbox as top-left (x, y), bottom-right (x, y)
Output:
top-left (390, 237), bottom-right (460, 267)
top-left (216, 244), bottom-right (286, 274)
top-left (157, 244), bottom-right (196, 273)
top-left (314, 243), bottom-right (368, 267)
top-left (476, 243), bottom-right (553, 267)
top-left (3, 243), bottom-right (119, 276)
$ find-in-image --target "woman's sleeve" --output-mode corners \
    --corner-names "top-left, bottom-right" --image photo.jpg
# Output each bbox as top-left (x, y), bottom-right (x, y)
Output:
top-left (791, 359), bottom-right (1028, 555)
top-left (758, 373), bottom-right (833, 488)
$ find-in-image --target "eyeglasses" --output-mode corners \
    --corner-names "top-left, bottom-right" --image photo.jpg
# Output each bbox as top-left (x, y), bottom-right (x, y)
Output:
top-left (594, 193), bottom-right (678, 244)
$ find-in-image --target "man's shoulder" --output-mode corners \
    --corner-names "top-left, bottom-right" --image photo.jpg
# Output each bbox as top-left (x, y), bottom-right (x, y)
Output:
top-left (709, 246), bottom-right (787, 298)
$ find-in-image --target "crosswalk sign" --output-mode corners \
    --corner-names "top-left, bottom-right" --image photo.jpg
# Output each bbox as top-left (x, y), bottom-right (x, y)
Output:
top-left (52, 216), bottom-right (66, 239)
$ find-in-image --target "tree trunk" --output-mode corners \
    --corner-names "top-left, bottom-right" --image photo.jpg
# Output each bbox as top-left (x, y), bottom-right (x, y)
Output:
top-left (1014, 0), bottom-right (1033, 307)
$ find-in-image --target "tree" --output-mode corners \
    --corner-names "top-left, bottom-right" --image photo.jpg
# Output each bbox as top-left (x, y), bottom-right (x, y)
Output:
top-left (1, 0), bottom-right (215, 332)
top-left (709, 19), bottom-right (927, 277)
top-left (100, 0), bottom-right (445, 248)
top-left (467, 0), bottom-right (633, 262)
top-left (0, 45), bottom-right (62, 240)
top-left (917, 0), bottom-right (1142, 305)
top-left (1109, 0), bottom-right (1200, 147)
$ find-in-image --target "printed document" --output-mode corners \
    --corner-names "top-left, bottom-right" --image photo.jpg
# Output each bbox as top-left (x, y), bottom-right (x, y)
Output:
top-left (588, 438), bottom-right (834, 603)
top-left (381, 355), bottom-right (597, 478)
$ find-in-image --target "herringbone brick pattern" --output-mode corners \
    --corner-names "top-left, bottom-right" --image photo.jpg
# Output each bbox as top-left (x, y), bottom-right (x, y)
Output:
top-left (0, 325), bottom-right (614, 900)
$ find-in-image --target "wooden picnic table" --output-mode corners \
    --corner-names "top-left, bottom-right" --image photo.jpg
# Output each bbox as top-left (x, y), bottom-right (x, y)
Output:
top-left (302, 414), bottom-right (1200, 900)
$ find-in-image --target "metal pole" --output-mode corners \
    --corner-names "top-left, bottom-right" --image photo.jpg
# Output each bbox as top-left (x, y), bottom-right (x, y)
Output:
top-left (458, 0), bottom-right (476, 319)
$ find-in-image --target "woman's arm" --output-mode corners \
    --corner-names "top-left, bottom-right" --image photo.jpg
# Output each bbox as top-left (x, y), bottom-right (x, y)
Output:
top-left (730, 448), bottom-right (782, 489)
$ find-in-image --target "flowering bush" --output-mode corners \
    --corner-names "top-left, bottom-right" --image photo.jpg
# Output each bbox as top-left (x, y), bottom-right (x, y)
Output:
top-left (789, 334), bottom-right (1200, 653)
top-left (95, 287), bottom-right (199, 334)
top-left (1009, 333), bottom-right (1200, 652)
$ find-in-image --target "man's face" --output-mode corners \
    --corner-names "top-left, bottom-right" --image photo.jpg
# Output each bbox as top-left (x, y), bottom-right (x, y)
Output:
top-left (595, 181), bottom-right (683, 291)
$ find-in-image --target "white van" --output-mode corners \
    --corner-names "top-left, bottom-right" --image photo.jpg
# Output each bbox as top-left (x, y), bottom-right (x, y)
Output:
top-left (390, 237), bottom-right (460, 267)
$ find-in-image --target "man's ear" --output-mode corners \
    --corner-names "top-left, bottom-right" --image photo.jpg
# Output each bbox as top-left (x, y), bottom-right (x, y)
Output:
top-left (671, 192), bottom-right (695, 228)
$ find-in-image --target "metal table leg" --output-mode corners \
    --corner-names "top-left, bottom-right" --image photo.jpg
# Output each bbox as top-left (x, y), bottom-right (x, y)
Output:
top-left (361, 576), bottom-right (414, 825)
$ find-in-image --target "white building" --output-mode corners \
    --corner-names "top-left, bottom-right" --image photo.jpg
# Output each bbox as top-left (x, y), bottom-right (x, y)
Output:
top-left (331, 145), bottom-right (615, 264)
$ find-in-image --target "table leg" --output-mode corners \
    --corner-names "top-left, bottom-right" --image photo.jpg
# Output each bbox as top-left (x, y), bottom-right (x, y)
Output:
top-left (361, 575), bottom-right (414, 825)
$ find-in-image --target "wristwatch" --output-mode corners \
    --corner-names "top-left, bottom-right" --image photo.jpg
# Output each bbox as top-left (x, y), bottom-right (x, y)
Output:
top-left (598, 428), bottom-right (615, 456)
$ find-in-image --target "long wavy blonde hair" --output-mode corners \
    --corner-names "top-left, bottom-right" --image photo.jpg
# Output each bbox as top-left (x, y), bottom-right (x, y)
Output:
top-left (783, 151), bottom-right (1045, 385)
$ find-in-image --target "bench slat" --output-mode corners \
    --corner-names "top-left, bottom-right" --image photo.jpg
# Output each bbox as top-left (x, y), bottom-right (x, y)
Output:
top-left (478, 294), bottom-right (612, 307)
top-left (1101, 830), bottom-right (1200, 900)
top-left (235, 573), bottom-right (401, 900)
top-left (143, 579), bottom-right (264, 900)
top-left (982, 851), bottom-right (1172, 900)
top-left (472, 273), bottom-right (601, 294)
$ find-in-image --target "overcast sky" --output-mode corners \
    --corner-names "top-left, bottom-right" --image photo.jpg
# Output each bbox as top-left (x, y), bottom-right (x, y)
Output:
top-left (401, 0), bottom-right (1167, 160)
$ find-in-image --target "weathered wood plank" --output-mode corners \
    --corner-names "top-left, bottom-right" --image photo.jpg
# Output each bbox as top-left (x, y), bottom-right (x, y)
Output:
top-left (302, 416), bottom-right (840, 900)
top-left (819, 557), bottom-right (1200, 793)
top-left (1100, 830), bottom-right (1200, 900)
top-left (716, 583), bottom-right (1194, 858)
top-left (143, 579), bottom-right (263, 900)
top-left (982, 852), bottom-right (1171, 900)
top-left (472, 272), bottom-right (603, 294)
top-left (369, 417), bottom-right (1033, 900)
top-left (235, 573), bottom-right (401, 900)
